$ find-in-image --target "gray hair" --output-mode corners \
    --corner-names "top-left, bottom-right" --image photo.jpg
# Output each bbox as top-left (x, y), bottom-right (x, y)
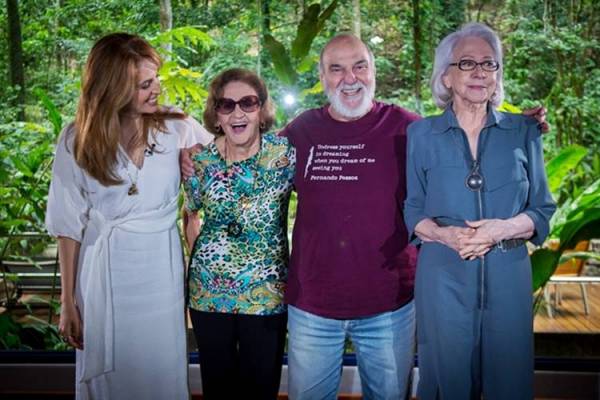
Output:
top-left (430, 22), bottom-right (504, 109)
top-left (318, 33), bottom-right (375, 76)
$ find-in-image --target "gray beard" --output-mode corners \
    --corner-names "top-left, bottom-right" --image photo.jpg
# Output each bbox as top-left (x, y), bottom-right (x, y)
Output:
top-left (325, 81), bottom-right (376, 120)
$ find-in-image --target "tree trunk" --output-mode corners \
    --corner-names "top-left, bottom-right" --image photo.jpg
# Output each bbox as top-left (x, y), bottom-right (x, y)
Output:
top-left (159, 0), bottom-right (173, 58)
top-left (412, 0), bottom-right (422, 113)
top-left (258, 0), bottom-right (271, 77)
top-left (54, 0), bottom-right (64, 73)
top-left (352, 0), bottom-right (361, 38)
top-left (6, 0), bottom-right (26, 121)
top-left (441, 0), bottom-right (466, 33)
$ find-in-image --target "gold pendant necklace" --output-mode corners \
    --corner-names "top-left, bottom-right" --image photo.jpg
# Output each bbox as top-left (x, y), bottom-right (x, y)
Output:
top-left (126, 164), bottom-right (139, 196)
top-left (128, 182), bottom-right (139, 196)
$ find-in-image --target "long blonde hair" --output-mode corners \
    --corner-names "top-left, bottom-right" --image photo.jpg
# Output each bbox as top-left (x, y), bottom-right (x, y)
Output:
top-left (73, 33), bottom-right (181, 185)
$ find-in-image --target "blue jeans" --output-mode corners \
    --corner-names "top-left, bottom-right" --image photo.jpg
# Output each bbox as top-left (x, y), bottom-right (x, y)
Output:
top-left (287, 301), bottom-right (416, 400)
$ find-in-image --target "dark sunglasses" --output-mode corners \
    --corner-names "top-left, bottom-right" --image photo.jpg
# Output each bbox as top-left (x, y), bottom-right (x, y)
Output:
top-left (215, 95), bottom-right (261, 114)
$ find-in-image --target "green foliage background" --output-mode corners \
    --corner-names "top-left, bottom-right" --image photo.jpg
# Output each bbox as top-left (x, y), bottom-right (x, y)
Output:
top-left (0, 0), bottom-right (599, 351)
top-left (0, 0), bottom-right (598, 240)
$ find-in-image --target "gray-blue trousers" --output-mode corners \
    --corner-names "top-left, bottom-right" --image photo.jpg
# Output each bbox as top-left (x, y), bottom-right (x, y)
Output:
top-left (416, 242), bottom-right (534, 400)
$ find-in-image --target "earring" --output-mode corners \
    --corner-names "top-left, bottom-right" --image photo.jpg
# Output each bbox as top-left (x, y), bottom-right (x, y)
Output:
top-left (259, 122), bottom-right (265, 131)
top-left (215, 125), bottom-right (222, 133)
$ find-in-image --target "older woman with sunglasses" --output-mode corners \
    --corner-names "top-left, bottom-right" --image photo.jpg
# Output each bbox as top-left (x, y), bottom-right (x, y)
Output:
top-left (183, 68), bottom-right (295, 399)
top-left (404, 23), bottom-right (555, 399)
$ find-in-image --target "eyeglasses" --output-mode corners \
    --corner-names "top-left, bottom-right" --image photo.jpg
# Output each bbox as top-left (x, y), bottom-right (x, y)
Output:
top-left (449, 59), bottom-right (500, 72)
top-left (215, 95), bottom-right (261, 115)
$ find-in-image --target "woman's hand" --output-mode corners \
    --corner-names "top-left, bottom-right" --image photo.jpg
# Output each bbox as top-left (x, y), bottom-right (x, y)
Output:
top-left (458, 242), bottom-right (494, 260)
top-left (414, 218), bottom-right (475, 254)
top-left (464, 219), bottom-right (506, 243)
top-left (59, 301), bottom-right (83, 349)
top-left (180, 144), bottom-right (203, 179)
top-left (523, 105), bottom-right (549, 133)
top-left (455, 219), bottom-right (505, 259)
top-left (436, 225), bottom-right (477, 254)
top-left (57, 237), bottom-right (82, 349)
top-left (458, 215), bottom-right (535, 259)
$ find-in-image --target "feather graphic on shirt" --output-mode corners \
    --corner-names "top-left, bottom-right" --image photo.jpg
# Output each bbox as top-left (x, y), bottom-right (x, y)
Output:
top-left (304, 146), bottom-right (314, 179)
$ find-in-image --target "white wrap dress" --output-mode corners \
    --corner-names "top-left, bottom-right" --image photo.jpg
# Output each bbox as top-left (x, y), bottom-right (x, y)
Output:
top-left (46, 116), bottom-right (212, 399)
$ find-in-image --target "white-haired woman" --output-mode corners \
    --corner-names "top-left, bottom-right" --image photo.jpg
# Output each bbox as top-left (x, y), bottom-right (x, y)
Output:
top-left (404, 23), bottom-right (555, 398)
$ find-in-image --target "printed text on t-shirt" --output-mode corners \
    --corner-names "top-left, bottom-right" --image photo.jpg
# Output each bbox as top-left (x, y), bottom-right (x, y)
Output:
top-left (304, 144), bottom-right (375, 181)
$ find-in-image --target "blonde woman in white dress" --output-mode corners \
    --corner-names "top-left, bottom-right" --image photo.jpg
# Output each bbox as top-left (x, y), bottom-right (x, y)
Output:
top-left (45, 33), bottom-right (212, 399)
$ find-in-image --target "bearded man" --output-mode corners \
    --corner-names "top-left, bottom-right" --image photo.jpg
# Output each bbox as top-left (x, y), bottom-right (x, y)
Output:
top-left (281, 33), bottom-right (420, 400)
top-left (180, 32), bottom-right (547, 400)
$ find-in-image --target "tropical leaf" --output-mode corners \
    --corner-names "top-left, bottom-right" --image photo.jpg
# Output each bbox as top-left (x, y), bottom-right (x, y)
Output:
top-left (531, 177), bottom-right (600, 292)
top-left (568, 178), bottom-right (600, 211)
top-left (558, 209), bottom-right (600, 251)
top-left (300, 80), bottom-right (323, 98)
top-left (552, 179), bottom-right (600, 240)
top-left (151, 26), bottom-right (214, 51)
top-left (558, 251), bottom-right (600, 264)
top-left (290, 4), bottom-right (321, 61)
top-left (531, 248), bottom-right (561, 292)
top-left (10, 156), bottom-right (33, 177)
top-left (33, 88), bottom-right (63, 138)
top-left (297, 54), bottom-right (318, 74)
top-left (316, 0), bottom-right (338, 32)
top-left (159, 61), bottom-right (207, 106)
top-left (264, 34), bottom-right (297, 86)
top-left (545, 145), bottom-right (588, 195)
top-left (0, 219), bottom-right (29, 229)
top-left (290, 1), bottom-right (338, 62)
top-left (497, 101), bottom-right (522, 114)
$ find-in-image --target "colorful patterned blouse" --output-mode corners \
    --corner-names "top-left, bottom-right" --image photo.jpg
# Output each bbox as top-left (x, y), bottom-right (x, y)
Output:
top-left (184, 133), bottom-right (295, 315)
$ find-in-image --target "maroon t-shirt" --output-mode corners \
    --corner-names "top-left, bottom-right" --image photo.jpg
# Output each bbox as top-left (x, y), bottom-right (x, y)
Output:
top-left (282, 101), bottom-right (420, 318)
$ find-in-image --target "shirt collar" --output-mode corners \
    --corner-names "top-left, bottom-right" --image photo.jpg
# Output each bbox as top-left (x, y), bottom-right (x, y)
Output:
top-left (431, 103), bottom-right (514, 134)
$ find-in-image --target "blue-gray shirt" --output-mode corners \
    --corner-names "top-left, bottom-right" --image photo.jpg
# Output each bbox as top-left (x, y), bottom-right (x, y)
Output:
top-left (404, 107), bottom-right (555, 245)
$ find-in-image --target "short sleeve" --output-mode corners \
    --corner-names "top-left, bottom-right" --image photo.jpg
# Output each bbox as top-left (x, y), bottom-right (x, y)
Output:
top-left (183, 150), bottom-right (205, 213)
top-left (288, 143), bottom-right (297, 171)
top-left (45, 125), bottom-right (90, 242)
top-left (183, 176), bottom-right (202, 213)
top-left (175, 116), bottom-right (213, 149)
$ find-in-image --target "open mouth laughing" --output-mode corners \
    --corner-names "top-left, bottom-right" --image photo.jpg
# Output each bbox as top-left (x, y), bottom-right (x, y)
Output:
top-left (230, 122), bottom-right (248, 134)
top-left (338, 83), bottom-right (364, 99)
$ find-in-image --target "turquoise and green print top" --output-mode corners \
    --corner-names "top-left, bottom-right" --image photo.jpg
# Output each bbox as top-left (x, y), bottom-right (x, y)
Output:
top-left (184, 133), bottom-right (295, 315)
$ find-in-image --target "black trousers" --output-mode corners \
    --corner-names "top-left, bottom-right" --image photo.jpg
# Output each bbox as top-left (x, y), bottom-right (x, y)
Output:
top-left (189, 308), bottom-right (287, 400)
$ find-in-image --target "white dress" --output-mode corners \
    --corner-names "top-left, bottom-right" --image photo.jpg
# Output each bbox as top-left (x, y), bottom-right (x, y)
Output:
top-left (46, 116), bottom-right (212, 400)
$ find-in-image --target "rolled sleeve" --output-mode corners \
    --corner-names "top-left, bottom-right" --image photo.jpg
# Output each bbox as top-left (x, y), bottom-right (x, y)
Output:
top-left (523, 122), bottom-right (556, 245)
top-left (404, 122), bottom-right (429, 244)
top-left (45, 126), bottom-right (89, 242)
